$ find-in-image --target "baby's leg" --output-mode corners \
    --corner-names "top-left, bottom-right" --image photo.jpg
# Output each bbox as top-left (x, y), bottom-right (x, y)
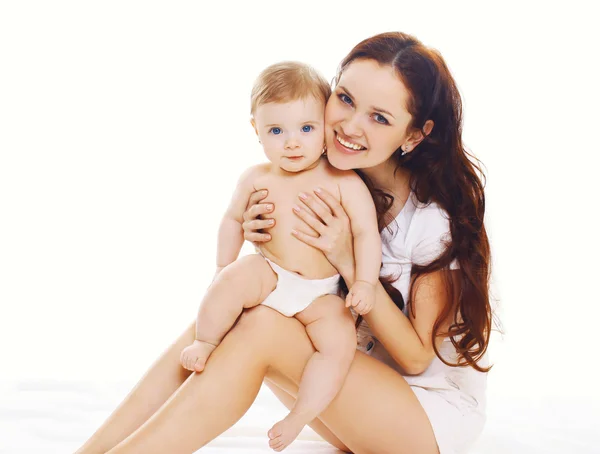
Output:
top-left (267, 294), bottom-right (356, 452)
top-left (189, 254), bottom-right (277, 372)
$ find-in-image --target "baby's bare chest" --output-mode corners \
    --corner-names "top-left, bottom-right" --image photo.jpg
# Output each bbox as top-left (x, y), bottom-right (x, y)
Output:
top-left (254, 173), bottom-right (341, 223)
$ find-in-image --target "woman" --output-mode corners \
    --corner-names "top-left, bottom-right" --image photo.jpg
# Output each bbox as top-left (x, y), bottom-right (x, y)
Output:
top-left (76, 31), bottom-right (492, 454)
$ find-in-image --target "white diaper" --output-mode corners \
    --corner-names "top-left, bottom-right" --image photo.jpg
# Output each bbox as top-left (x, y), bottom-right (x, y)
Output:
top-left (261, 257), bottom-right (340, 317)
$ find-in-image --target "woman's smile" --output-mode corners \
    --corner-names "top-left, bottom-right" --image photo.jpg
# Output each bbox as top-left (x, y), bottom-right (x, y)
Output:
top-left (335, 131), bottom-right (367, 153)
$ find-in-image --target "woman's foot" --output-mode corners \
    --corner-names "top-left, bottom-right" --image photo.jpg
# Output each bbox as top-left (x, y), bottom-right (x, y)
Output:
top-left (180, 339), bottom-right (218, 372)
top-left (267, 413), bottom-right (307, 452)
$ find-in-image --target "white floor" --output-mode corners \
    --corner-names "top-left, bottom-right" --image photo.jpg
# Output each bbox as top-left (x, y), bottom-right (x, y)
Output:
top-left (1, 380), bottom-right (598, 454)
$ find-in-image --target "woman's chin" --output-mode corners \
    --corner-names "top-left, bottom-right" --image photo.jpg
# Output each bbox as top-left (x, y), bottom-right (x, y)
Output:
top-left (326, 150), bottom-right (356, 171)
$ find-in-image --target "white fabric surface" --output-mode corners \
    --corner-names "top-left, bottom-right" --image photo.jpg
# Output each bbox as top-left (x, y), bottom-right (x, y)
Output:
top-left (1, 380), bottom-right (598, 453)
top-left (261, 257), bottom-right (340, 317)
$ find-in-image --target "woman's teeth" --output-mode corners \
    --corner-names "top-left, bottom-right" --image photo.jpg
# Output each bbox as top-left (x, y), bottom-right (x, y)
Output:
top-left (336, 134), bottom-right (365, 151)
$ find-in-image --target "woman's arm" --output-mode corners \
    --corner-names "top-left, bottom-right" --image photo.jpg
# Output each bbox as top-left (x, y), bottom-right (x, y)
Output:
top-left (349, 270), bottom-right (453, 375)
top-left (294, 188), bottom-right (452, 375)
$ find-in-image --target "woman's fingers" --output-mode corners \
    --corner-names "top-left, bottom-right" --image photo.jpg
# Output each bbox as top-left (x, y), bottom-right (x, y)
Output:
top-left (242, 190), bottom-right (273, 244)
top-left (245, 218), bottom-right (275, 231)
top-left (314, 187), bottom-right (347, 219)
top-left (298, 192), bottom-right (334, 225)
top-left (292, 204), bottom-right (324, 235)
top-left (244, 231), bottom-right (271, 243)
top-left (242, 218), bottom-right (274, 243)
top-left (246, 189), bottom-right (268, 210)
top-left (291, 228), bottom-right (322, 250)
top-left (243, 202), bottom-right (273, 222)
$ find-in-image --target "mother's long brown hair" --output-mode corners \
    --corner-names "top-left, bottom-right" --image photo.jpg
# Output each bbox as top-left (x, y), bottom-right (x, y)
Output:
top-left (338, 32), bottom-right (493, 372)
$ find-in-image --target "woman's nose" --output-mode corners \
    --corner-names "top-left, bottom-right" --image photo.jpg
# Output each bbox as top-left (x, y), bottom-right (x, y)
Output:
top-left (341, 114), bottom-right (363, 138)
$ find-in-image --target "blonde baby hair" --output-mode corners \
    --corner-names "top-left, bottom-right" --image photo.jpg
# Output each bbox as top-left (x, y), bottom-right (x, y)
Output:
top-left (250, 61), bottom-right (332, 114)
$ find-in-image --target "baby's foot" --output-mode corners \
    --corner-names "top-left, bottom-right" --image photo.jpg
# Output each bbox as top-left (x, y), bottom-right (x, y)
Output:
top-left (267, 413), bottom-right (306, 452)
top-left (180, 340), bottom-right (218, 372)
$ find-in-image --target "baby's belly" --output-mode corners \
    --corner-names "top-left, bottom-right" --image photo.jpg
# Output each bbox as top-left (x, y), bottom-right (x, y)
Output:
top-left (258, 215), bottom-right (338, 280)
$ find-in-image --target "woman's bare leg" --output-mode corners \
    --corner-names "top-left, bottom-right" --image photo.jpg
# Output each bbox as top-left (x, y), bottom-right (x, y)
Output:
top-left (104, 305), bottom-right (280, 453)
top-left (104, 302), bottom-right (438, 454)
top-left (77, 254), bottom-right (277, 453)
top-left (75, 322), bottom-right (196, 454)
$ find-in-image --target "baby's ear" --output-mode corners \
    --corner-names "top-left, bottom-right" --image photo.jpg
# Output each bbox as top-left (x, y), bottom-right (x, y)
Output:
top-left (250, 117), bottom-right (258, 136)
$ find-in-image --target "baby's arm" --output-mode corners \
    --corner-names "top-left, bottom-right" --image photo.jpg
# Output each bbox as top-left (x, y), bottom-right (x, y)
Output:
top-left (180, 166), bottom-right (265, 373)
top-left (338, 174), bottom-right (381, 314)
top-left (215, 165), bottom-right (265, 275)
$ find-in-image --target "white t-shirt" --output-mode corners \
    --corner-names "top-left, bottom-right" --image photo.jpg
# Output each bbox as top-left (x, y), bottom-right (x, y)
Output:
top-left (355, 191), bottom-right (487, 419)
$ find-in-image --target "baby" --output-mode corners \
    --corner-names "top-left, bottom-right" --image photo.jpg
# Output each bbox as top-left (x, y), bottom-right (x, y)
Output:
top-left (180, 62), bottom-right (381, 451)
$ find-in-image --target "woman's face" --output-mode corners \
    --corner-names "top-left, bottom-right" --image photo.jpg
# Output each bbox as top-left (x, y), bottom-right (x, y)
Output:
top-left (324, 59), bottom-right (414, 171)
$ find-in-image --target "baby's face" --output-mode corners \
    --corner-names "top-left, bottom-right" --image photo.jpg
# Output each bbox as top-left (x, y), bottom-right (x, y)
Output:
top-left (252, 97), bottom-right (325, 173)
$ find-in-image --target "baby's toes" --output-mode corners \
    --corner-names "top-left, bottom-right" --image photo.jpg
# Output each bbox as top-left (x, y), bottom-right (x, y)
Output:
top-left (269, 438), bottom-right (284, 452)
top-left (268, 422), bottom-right (287, 451)
top-left (268, 422), bottom-right (283, 440)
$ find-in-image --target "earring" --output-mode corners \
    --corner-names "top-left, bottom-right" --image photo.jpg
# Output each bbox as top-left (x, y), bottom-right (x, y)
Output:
top-left (322, 145), bottom-right (327, 155)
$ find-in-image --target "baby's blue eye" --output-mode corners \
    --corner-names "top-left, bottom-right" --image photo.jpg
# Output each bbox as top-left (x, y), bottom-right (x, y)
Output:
top-left (302, 125), bottom-right (313, 132)
top-left (270, 127), bottom-right (282, 135)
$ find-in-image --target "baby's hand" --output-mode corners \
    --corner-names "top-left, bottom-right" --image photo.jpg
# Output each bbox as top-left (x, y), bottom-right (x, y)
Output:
top-left (345, 280), bottom-right (375, 315)
top-left (180, 340), bottom-right (218, 373)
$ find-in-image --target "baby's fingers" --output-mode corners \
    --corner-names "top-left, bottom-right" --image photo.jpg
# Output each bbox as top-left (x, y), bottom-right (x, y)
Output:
top-left (361, 303), bottom-right (373, 315)
top-left (355, 301), bottom-right (369, 315)
top-left (186, 357), bottom-right (196, 371)
top-left (351, 292), bottom-right (362, 308)
top-left (345, 292), bottom-right (353, 308)
top-left (181, 351), bottom-right (194, 371)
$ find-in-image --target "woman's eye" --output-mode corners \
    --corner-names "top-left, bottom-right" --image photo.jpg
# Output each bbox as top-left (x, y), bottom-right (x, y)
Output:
top-left (373, 113), bottom-right (389, 125)
top-left (338, 93), bottom-right (353, 105)
top-left (302, 125), bottom-right (313, 133)
top-left (270, 127), bottom-right (282, 135)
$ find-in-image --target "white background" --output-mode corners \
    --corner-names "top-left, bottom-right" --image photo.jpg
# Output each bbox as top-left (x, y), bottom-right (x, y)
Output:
top-left (1, 0), bottom-right (599, 412)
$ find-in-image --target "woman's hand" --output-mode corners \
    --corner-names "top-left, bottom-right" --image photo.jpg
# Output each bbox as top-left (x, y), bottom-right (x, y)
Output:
top-left (291, 187), bottom-right (355, 281)
top-left (242, 189), bottom-right (275, 244)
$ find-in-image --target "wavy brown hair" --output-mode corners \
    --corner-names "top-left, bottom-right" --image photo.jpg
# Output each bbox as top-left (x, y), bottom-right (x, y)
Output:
top-left (338, 32), bottom-right (494, 372)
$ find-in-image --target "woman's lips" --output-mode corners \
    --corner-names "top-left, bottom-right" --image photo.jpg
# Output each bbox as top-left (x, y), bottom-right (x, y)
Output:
top-left (333, 132), bottom-right (365, 155)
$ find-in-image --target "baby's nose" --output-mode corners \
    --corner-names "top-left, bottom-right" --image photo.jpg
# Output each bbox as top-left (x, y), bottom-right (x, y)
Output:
top-left (284, 138), bottom-right (300, 149)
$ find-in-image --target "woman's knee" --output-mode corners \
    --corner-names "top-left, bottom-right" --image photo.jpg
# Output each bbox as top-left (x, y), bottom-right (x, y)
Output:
top-left (238, 304), bottom-right (279, 324)
top-left (233, 306), bottom-right (311, 357)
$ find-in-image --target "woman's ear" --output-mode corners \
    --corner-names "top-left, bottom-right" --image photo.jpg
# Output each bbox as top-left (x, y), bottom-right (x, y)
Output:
top-left (404, 120), bottom-right (434, 152)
